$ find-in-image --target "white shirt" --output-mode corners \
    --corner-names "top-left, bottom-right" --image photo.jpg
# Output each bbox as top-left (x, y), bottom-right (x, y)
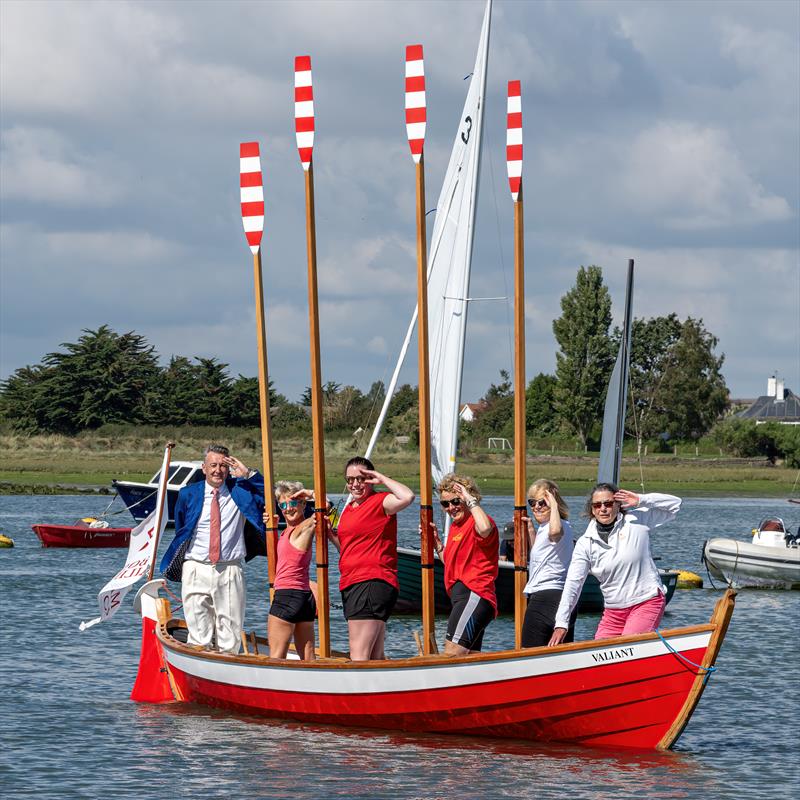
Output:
top-left (554, 493), bottom-right (681, 629)
top-left (523, 519), bottom-right (574, 595)
top-left (186, 482), bottom-right (246, 563)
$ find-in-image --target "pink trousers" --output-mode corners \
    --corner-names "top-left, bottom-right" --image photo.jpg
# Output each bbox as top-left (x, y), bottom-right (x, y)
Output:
top-left (594, 593), bottom-right (666, 639)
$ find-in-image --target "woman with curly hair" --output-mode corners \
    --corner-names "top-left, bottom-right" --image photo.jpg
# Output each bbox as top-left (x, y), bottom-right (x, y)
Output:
top-left (431, 473), bottom-right (499, 655)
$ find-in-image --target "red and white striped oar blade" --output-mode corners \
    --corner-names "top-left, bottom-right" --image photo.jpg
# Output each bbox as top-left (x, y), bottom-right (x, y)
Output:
top-left (405, 44), bottom-right (426, 163)
top-left (506, 80), bottom-right (522, 201)
top-left (295, 55), bottom-right (314, 171)
top-left (240, 142), bottom-right (264, 254)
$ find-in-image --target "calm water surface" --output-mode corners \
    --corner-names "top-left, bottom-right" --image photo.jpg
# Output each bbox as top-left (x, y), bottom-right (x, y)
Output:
top-left (1, 494), bottom-right (798, 799)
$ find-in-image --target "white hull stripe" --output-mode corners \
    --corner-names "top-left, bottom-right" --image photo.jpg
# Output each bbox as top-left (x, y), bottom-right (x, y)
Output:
top-left (164, 630), bottom-right (712, 695)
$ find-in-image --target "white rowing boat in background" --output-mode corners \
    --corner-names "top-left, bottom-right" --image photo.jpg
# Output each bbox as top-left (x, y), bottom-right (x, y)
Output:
top-left (703, 517), bottom-right (800, 588)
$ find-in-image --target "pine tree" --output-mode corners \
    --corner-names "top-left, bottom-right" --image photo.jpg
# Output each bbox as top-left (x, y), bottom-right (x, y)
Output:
top-left (552, 266), bottom-right (614, 446)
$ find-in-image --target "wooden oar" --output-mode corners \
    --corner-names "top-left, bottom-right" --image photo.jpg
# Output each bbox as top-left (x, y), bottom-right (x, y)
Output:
top-left (239, 142), bottom-right (279, 600)
top-left (145, 441), bottom-right (175, 582)
top-left (507, 80), bottom-right (527, 649)
top-left (295, 55), bottom-right (330, 658)
top-left (406, 44), bottom-right (436, 655)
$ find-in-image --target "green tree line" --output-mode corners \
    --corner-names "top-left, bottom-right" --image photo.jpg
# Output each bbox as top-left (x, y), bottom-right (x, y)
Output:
top-left (2, 268), bottom-right (795, 465)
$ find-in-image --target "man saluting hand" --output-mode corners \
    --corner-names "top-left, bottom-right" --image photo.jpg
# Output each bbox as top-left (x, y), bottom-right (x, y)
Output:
top-left (160, 445), bottom-right (266, 653)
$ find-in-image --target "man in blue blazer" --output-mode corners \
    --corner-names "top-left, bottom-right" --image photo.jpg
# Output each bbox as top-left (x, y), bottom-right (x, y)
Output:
top-left (160, 445), bottom-right (266, 652)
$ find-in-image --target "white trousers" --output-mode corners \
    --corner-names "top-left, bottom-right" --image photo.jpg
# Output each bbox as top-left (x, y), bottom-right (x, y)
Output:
top-left (181, 560), bottom-right (245, 653)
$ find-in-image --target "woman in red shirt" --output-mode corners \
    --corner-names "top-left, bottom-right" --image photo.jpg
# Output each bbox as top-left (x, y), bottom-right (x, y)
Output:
top-left (331, 456), bottom-right (415, 661)
top-left (432, 473), bottom-right (499, 655)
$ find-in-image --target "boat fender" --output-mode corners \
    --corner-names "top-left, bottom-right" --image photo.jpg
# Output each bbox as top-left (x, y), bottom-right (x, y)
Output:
top-left (676, 570), bottom-right (703, 589)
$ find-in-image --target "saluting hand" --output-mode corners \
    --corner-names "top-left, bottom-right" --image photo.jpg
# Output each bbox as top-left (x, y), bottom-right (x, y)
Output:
top-left (613, 489), bottom-right (640, 509)
top-left (226, 456), bottom-right (249, 478)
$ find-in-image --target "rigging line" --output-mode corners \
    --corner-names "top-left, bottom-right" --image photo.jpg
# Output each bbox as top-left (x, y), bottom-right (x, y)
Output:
top-left (485, 124), bottom-right (514, 375)
top-left (655, 629), bottom-right (717, 687)
top-left (357, 360), bottom-right (392, 453)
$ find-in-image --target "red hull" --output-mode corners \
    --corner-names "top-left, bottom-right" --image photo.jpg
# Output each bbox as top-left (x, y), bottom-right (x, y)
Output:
top-left (32, 523), bottom-right (132, 548)
top-left (149, 592), bottom-right (735, 750)
top-left (167, 646), bottom-right (705, 749)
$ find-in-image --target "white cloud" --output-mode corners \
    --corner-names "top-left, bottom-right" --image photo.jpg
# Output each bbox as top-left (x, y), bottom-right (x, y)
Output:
top-left (0, 127), bottom-right (123, 207)
top-left (622, 122), bottom-right (792, 229)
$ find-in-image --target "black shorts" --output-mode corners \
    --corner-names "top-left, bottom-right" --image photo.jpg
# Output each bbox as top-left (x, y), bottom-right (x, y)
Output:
top-left (269, 589), bottom-right (316, 623)
top-left (521, 588), bottom-right (577, 648)
top-left (445, 581), bottom-right (495, 651)
top-left (341, 579), bottom-right (398, 622)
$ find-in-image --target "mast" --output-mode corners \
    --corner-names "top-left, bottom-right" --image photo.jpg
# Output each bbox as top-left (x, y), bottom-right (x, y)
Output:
top-left (239, 143), bottom-right (279, 597)
top-left (598, 259), bottom-right (635, 486)
top-left (362, 0), bottom-right (492, 492)
top-left (506, 80), bottom-right (527, 649)
top-left (295, 55), bottom-right (331, 657)
top-left (441, 0), bottom-right (491, 486)
top-left (405, 45), bottom-right (436, 655)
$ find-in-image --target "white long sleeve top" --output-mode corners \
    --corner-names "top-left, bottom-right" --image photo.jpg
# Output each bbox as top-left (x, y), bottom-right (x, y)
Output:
top-left (523, 519), bottom-right (574, 595)
top-left (553, 493), bottom-right (681, 630)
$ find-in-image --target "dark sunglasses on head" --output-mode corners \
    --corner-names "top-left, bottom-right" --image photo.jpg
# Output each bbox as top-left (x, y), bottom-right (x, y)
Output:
top-left (592, 500), bottom-right (616, 510)
top-left (440, 497), bottom-right (462, 508)
top-left (278, 500), bottom-right (300, 510)
top-left (528, 498), bottom-right (548, 510)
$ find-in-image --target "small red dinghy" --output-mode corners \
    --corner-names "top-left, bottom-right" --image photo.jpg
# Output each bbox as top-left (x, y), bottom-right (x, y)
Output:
top-left (32, 520), bottom-right (132, 548)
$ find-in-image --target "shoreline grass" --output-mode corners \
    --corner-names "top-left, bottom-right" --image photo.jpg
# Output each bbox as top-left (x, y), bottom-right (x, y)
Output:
top-left (1, 429), bottom-right (796, 497)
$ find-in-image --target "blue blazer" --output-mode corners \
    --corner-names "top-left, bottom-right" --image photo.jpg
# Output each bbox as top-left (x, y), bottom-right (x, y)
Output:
top-left (160, 472), bottom-right (267, 582)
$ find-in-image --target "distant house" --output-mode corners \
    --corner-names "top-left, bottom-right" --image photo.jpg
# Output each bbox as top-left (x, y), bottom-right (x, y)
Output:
top-left (737, 376), bottom-right (800, 425)
top-left (459, 402), bottom-right (486, 423)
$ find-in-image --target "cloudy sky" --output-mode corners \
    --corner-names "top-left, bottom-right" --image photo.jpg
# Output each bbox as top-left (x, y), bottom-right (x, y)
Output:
top-left (1, 0), bottom-right (798, 408)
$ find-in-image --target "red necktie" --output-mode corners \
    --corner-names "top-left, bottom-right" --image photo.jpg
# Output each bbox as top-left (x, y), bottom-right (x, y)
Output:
top-left (209, 488), bottom-right (221, 564)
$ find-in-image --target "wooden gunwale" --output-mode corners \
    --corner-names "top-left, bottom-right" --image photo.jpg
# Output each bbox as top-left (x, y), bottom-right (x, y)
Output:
top-left (655, 588), bottom-right (736, 750)
top-left (157, 618), bottom-right (718, 671)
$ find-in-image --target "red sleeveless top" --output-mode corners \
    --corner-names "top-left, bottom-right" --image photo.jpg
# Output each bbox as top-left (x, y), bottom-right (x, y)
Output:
top-left (443, 513), bottom-right (499, 613)
top-left (337, 491), bottom-right (398, 591)
top-left (274, 526), bottom-right (312, 591)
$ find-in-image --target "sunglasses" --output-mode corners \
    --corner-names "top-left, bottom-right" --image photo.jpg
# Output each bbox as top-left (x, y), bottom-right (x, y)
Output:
top-left (278, 500), bottom-right (300, 510)
top-left (345, 475), bottom-right (367, 485)
top-left (592, 500), bottom-right (616, 510)
top-left (440, 497), bottom-right (463, 508)
top-left (528, 498), bottom-right (548, 510)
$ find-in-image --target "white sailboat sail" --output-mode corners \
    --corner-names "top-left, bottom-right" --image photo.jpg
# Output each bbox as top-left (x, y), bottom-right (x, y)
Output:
top-left (597, 260), bottom-right (635, 485)
top-left (364, 0), bottom-right (492, 490)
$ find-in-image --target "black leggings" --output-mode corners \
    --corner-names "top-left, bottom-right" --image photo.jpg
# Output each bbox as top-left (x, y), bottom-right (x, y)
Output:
top-left (521, 588), bottom-right (577, 648)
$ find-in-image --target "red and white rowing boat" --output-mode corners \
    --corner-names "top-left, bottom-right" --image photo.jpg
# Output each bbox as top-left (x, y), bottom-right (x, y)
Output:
top-left (140, 588), bottom-right (735, 750)
top-left (32, 522), bottom-right (132, 548)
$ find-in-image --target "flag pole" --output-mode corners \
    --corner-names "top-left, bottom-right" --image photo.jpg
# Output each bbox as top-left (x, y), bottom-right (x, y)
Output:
top-left (239, 142), bottom-right (279, 599)
top-left (146, 442), bottom-right (174, 582)
top-left (405, 45), bottom-right (436, 655)
top-left (507, 80), bottom-right (527, 649)
top-left (295, 55), bottom-right (330, 658)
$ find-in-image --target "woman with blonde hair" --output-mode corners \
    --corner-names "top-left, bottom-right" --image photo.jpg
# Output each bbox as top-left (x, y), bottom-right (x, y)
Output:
top-left (521, 479), bottom-right (576, 647)
top-left (267, 480), bottom-right (319, 660)
top-left (431, 473), bottom-right (499, 655)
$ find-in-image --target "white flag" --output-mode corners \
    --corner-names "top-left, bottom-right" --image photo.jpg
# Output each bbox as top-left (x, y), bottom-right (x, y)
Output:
top-left (80, 445), bottom-right (171, 630)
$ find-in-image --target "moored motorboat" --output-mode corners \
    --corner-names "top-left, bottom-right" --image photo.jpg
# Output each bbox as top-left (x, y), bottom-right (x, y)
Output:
top-left (112, 460), bottom-right (204, 524)
top-left (396, 546), bottom-right (679, 613)
top-left (32, 521), bottom-right (132, 548)
top-left (703, 517), bottom-right (800, 588)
